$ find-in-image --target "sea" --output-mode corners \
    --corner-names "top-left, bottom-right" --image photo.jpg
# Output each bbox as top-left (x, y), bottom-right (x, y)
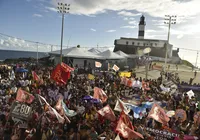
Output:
top-left (0, 49), bottom-right (49, 60)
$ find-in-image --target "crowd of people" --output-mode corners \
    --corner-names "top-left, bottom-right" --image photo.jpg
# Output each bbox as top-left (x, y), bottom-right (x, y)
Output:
top-left (0, 63), bottom-right (199, 140)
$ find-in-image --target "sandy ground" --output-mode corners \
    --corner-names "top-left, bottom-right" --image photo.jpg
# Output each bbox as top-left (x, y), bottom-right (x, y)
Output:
top-left (135, 63), bottom-right (200, 84)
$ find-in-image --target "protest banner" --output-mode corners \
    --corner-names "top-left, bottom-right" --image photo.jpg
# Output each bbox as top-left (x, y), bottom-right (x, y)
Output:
top-left (145, 127), bottom-right (179, 140)
top-left (10, 101), bottom-right (32, 121)
top-left (152, 65), bottom-right (163, 71)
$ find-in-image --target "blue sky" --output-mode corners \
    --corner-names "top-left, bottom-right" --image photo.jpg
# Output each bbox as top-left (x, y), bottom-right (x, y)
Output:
top-left (0, 0), bottom-right (200, 65)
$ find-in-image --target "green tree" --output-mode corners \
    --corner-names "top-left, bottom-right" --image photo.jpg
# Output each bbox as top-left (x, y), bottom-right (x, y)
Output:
top-left (77, 45), bottom-right (80, 48)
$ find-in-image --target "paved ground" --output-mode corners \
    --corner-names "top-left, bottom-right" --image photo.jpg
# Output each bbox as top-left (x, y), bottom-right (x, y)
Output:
top-left (135, 63), bottom-right (200, 84)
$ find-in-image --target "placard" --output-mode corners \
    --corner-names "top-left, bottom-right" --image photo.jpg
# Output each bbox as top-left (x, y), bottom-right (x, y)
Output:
top-left (10, 101), bottom-right (32, 121)
top-left (145, 127), bottom-right (179, 140)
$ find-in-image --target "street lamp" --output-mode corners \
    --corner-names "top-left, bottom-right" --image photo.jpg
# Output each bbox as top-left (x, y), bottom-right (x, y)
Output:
top-left (57, 2), bottom-right (70, 63)
top-left (164, 15), bottom-right (176, 72)
top-left (36, 42), bottom-right (39, 64)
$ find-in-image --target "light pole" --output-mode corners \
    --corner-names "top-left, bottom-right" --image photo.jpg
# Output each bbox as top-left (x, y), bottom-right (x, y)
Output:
top-left (36, 42), bottom-right (38, 64)
top-left (164, 15), bottom-right (176, 72)
top-left (57, 2), bottom-right (70, 63)
top-left (195, 51), bottom-right (199, 68)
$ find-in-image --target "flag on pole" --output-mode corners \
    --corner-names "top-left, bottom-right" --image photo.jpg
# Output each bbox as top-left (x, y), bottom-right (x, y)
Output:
top-left (51, 62), bottom-right (74, 84)
top-left (114, 99), bottom-right (130, 114)
top-left (112, 64), bottom-right (120, 71)
top-left (38, 95), bottom-right (70, 123)
top-left (93, 87), bottom-right (108, 103)
top-left (148, 104), bottom-right (169, 124)
top-left (116, 113), bottom-right (144, 139)
top-left (95, 61), bottom-right (102, 68)
top-left (61, 100), bottom-right (77, 117)
top-left (97, 105), bottom-right (116, 122)
top-left (32, 71), bottom-right (40, 81)
top-left (16, 88), bottom-right (35, 104)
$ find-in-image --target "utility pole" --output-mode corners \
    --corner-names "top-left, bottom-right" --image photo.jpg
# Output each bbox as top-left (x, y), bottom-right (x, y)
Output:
top-left (164, 15), bottom-right (177, 72)
top-left (57, 2), bottom-right (70, 63)
top-left (36, 42), bottom-right (38, 64)
top-left (51, 45), bottom-right (53, 52)
top-left (195, 51), bottom-right (199, 67)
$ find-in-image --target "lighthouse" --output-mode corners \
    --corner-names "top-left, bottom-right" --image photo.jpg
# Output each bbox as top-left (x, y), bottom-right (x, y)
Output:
top-left (138, 15), bottom-right (146, 39)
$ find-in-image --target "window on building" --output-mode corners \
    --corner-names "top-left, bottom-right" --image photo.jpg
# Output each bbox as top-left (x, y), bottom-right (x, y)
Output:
top-left (155, 43), bottom-right (157, 46)
top-left (137, 42), bottom-right (140, 46)
top-left (143, 43), bottom-right (146, 46)
top-left (126, 41), bottom-right (129, 45)
top-left (132, 42), bottom-right (134, 45)
top-left (150, 43), bottom-right (153, 46)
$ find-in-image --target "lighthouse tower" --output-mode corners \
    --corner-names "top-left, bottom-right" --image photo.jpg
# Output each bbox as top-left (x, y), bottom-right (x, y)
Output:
top-left (138, 15), bottom-right (146, 39)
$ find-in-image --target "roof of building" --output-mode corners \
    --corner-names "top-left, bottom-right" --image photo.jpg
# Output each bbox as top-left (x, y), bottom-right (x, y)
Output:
top-left (49, 47), bottom-right (103, 59)
top-left (119, 37), bottom-right (168, 42)
top-left (98, 50), bottom-right (125, 60)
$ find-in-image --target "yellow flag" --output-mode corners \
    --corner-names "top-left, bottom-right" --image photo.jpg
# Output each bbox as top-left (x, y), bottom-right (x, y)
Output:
top-left (88, 74), bottom-right (95, 80)
top-left (119, 72), bottom-right (131, 78)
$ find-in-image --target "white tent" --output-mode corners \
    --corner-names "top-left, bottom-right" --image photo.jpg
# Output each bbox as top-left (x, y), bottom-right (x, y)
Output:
top-left (49, 47), bottom-right (103, 59)
top-left (88, 48), bottom-right (101, 54)
top-left (98, 50), bottom-right (125, 60)
top-left (115, 50), bottom-right (129, 58)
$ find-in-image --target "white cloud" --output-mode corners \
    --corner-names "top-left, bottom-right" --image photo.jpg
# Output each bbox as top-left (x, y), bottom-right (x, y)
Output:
top-left (128, 20), bottom-right (137, 25)
top-left (118, 11), bottom-right (141, 17)
top-left (45, 6), bottom-right (57, 12)
top-left (123, 17), bottom-right (129, 20)
top-left (106, 30), bottom-right (116, 32)
top-left (33, 14), bottom-right (43, 17)
top-left (51, 0), bottom-right (200, 19)
top-left (90, 28), bottom-right (96, 32)
top-left (177, 34), bottom-right (184, 39)
top-left (121, 26), bottom-right (136, 29)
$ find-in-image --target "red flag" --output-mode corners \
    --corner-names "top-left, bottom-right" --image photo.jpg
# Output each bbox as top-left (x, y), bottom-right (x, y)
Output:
top-left (32, 71), bottom-right (40, 81)
top-left (148, 104), bottom-right (169, 124)
top-left (51, 63), bottom-right (74, 84)
top-left (93, 87), bottom-right (108, 103)
top-left (120, 111), bottom-right (134, 130)
top-left (116, 116), bottom-right (144, 139)
top-left (97, 105), bottom-right (116, 122)
top-left (16, 88), bottom-right (35, 104)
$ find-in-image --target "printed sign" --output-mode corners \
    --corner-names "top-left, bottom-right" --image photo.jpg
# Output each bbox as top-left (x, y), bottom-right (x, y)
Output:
top-left (10, 101), bottom-right (32, 121)
top-left (145, 127), bottom-right (179, 140)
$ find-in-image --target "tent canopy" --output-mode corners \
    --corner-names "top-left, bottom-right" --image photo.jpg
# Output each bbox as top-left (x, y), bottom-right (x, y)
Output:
top-left (88, 48), bottom-right (102, 54)
top-left (115, 50), bottom-right (129, 58)
top-left (98, 50), bottom-right (125, 60)
top-left (49, 47), bottom-right (104, 59)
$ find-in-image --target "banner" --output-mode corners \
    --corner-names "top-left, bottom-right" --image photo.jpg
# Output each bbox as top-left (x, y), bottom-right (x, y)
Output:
top-left (178, 85), bottom-right (200, 91)
top-left (119, 72), bottom-right (131, 78)
top-left (10, 101), bottom-right (32, 121)
top-left (145, 127), bottom-right (179, 140)
top-left (152, 65), bottom-right (163, 71)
